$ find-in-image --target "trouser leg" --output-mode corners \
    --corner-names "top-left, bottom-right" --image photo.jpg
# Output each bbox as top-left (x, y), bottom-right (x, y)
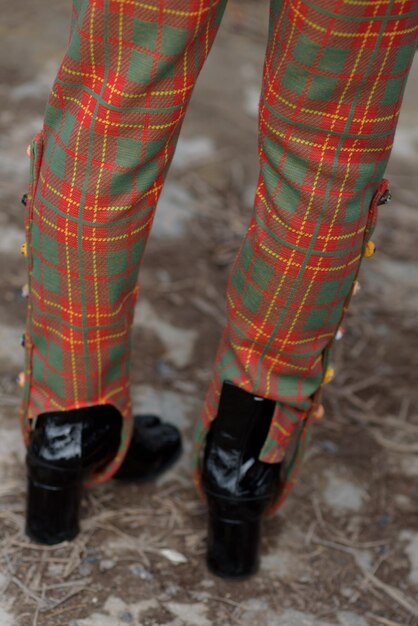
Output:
top-left (194, 0), bottom-right (418, 506)
top-left (21, 0), bottom-right (227, 483)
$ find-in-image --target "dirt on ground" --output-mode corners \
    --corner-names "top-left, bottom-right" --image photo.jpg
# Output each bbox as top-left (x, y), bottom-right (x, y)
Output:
top-left (0, 1), bottom-right (418, 625)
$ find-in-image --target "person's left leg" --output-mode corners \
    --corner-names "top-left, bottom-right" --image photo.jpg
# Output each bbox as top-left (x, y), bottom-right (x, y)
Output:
top-left (195, 0), bottom-right (418, 578)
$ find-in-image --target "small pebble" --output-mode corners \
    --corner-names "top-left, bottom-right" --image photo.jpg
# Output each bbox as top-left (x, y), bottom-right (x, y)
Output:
top-left (99, 559), bottom-right (115, 572)
top-left (173, 380), bottom-right (197, 394)
top-left (84, 548), bottom-right (100, 564)
top-left (155, 360), bottom-right (176, 379)
top-left (161, 583), bottom-right (180, 599)
top-left (318, 440), bottom-right (339, 455)
top-left (156, 269), bottom-right (171, 284)
top-left (119, 611), bottom-right (134, 624)
top-left (47, 563), bottom-right (64, 577)
top-left (159, 548), bottom-right (187, 564)
top-left (129, 564), bottom-right (153, 580)
top-left (78, 564), bottom-right (91, 577)
top-left (377, 512), bottom-right (392, 529)
top-left (298, 575), bottom-right (311, 584)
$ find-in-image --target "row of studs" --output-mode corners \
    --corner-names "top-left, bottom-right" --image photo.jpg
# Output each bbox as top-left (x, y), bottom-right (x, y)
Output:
top-left (314, 187), bottom-right (391, 418)
top-left (16, 186), bottom-right (391, 395)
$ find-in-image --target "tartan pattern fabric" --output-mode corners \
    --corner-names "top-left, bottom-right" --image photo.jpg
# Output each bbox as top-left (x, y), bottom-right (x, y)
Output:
top-left (21, 0), bottom-right (228, 484)
top-left (21, 0), bottom-right (418, 496)
top-left (193, 0), bottom-right (418, 506)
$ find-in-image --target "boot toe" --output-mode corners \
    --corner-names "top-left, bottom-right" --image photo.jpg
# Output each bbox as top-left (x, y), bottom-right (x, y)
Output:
top-left (113, 415), bottom-right (182, 482)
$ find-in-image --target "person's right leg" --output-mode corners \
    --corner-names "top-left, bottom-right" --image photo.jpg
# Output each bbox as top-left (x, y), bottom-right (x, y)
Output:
top-left (197, 0), bottom-right (418, 578)
top-left (22, 0), bottom-right (228, 543)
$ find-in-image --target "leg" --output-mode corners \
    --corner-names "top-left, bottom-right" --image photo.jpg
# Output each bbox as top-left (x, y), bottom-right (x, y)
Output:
top-left (22, 0), bottom-right (228, 543)
top-left (21, 0), bottom-right (228, 484)
top-left (196, 0), bottom-right (418, 575)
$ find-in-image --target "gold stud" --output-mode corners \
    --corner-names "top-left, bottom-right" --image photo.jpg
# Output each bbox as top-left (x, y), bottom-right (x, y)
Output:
top-left (20, 243), bottom-right (27, 257)
top-left (324, 366), bottom-right (335, 384)
top-left (364, 241), bottom-right (376, 258)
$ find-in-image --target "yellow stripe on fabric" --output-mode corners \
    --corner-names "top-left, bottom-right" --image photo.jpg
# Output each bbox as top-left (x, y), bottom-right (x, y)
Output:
top-left (233, 307), bottom-right (335, 345)
top-left (31, 286), bottom-right (137, 321)
top-left (230, 340), bottom-right (321, 373)
top-left (335, 24), bottom-right (418, 37)
top-left (256, 194), bottom-right (367, 242)
top-left (265, 89), bottom-right (399, 125)
top-left (245, 0), bottom-right (304, 379)
top-left (290, 3), bottom-right (418, 37)
top-left (33, 205), bottom-right (154, 241)
top-left (40, 173), bottom-right (163, 213)
top-left (194, 0), bottom-right (204, 38)
top-left (89, 3), bottom-right (97, 89)
top-left (361, 16), bottom-right (398, 129)
top-left (344, 0), bottom-right (398, 5)
top-left (67, 99), bottom-right (92, 405)
top-left (117, 8), bottom-right (124, 77)
top-left (35, 383), bottom-right (128, 414)
top-left (204, 4), bottom-right (210, 58)
top-left (51, 91), bottom-right (185, 130)
top-left (103, 385), bottom-right (128, 402)
top-left (271, 422), bottom-right (291, 437)
top-left (59, 66), bottom-right (194, 99)
top-left (32, 319), bottom-right (127, 344)
top-left (263, 118), bottom-right (393, 153)
top-left (182, 21), bottom-right (188, 111)
top-left (112, 0), bottom-right (212, 19)
top-left (92, 111), bottom-right (110, 399)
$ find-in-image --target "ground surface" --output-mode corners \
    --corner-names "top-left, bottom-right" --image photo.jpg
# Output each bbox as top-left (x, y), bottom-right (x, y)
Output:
top-left (0, 1), bottom-right (417, 625)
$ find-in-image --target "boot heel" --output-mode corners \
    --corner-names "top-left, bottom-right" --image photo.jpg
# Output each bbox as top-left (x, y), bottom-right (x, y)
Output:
top-left (206, 494), bottom-right (265, 579)
top-left (26, 456), bottom-right (82, 545)
top-left (201, 381), bottom-right (283, 579)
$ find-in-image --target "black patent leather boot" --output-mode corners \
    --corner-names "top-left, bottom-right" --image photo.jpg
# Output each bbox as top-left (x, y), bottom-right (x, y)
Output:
top-left (26, 405), bottom-right (121, 545)
top-left (113, 414), bottom-right (182, 482)
top-left (202, 381), bottom-right (283, 579)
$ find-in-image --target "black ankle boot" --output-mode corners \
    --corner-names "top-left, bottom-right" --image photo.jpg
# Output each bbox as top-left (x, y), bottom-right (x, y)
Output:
top-left (113, 414), bottom-right (182, 482)
top-left (26, 405), bottom-right (121, 545)
top-left (202, 381), bottom-right (283, 579)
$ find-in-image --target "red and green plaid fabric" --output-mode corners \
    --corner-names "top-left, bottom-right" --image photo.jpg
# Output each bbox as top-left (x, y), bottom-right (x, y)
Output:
top-left (21, 0), bottom-right (418, 500)
top-left (193, 0), bottom-right (418, 506)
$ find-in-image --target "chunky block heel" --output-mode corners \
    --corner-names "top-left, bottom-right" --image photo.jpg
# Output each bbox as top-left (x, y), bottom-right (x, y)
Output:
top-left (202, 381), bottom-right (282, 579)
top-left (25, 405), bottom-right (122, 545)
top-left (26, 459), bottom-right (82, 544)
top-left (206, 494), bottom-right (265, 579)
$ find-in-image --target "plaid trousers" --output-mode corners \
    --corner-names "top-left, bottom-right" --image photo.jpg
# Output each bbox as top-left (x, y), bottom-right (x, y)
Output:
top-left (21, 0), bottom-right (418, 505)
